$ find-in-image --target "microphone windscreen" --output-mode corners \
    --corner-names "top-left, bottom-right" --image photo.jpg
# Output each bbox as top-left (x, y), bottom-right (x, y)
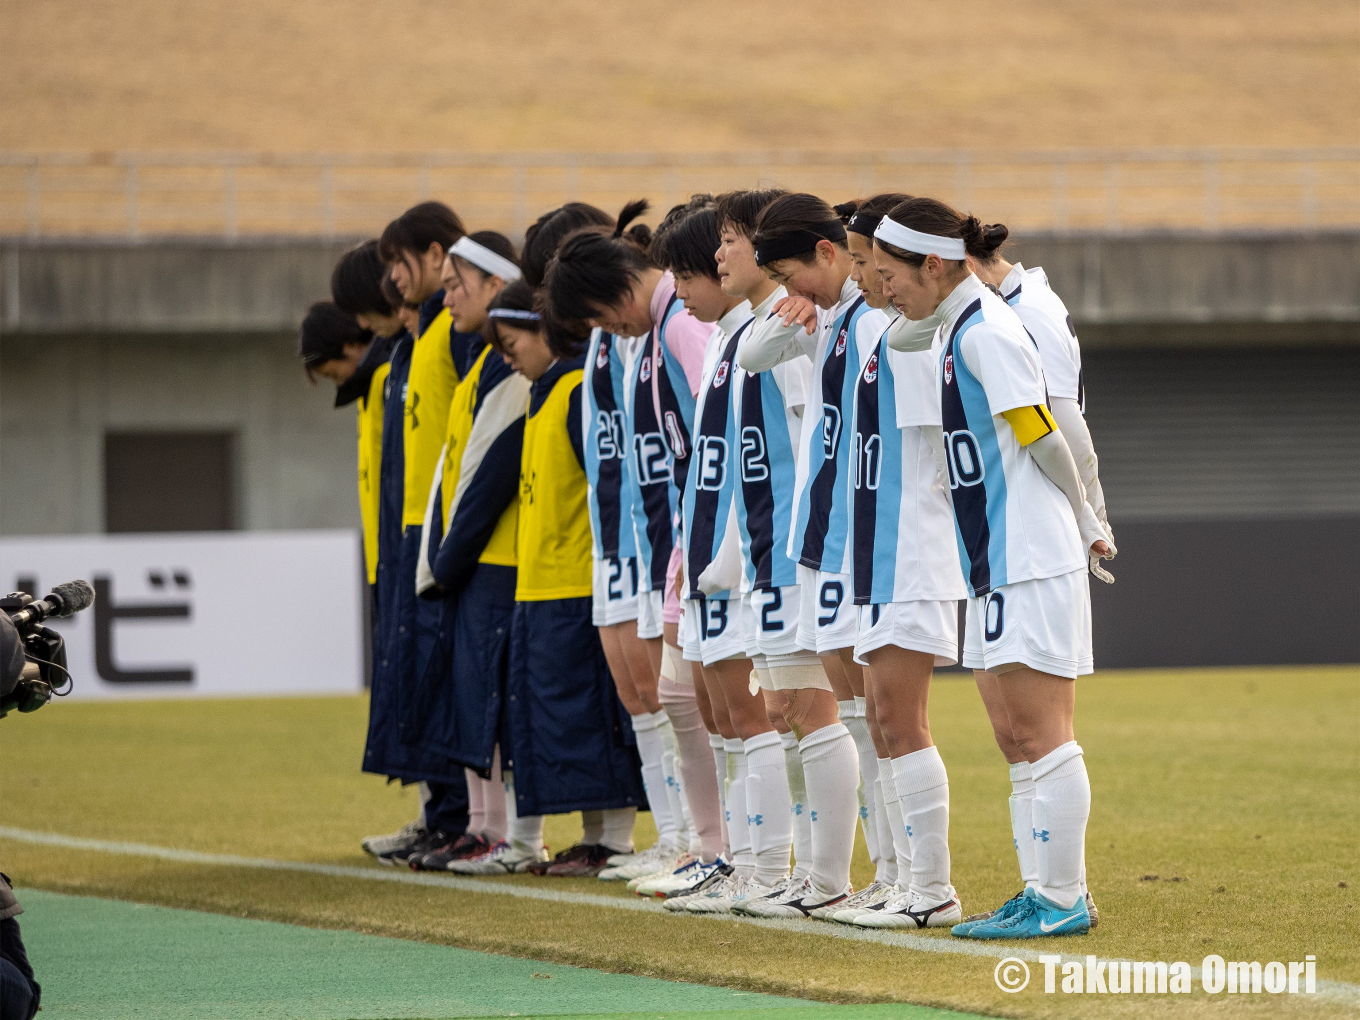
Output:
top-left (50, 579), bottom-right (96, 616)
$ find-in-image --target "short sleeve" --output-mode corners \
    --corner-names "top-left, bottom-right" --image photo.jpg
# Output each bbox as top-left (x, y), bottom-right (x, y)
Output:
top-left (960, 322), bottom-right (1049, 417)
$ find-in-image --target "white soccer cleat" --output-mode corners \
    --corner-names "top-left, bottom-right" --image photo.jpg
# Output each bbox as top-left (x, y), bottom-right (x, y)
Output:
top-left (622, 849), bottom-right (689, 889)
top-left (739, 876), bottom-right (850, 919)
top-left (853, 890), bottom-right (962, 929)
top-left (446, 839), bottom-right (549, 875)
top-left (597, 842), bottom-right (676, 882)
top-left (828, 880), bottom-right (896, 924)
top-left (361, 820), bottom-right (424, 858)
top-left (603, 847), bottom-right (645, 868)
top-left (631, 853), bottom-right (695, 894)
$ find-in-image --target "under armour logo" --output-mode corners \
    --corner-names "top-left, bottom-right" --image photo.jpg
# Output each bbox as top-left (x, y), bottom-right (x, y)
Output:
top-left (904, 825), bottom-right (913, 837)
top-left (724, 810), bottom-right (731, 822)
top-left (1033, 828), bottom-right (1050, 842)
top-left (810, 810), bottom-right (818, 822)
top-left (666, 776), bottom-right (678, 788)
top-left (858, 805), bottom-right (868, 820)
top-left (748, 813), bottom-right (764, 826)
top-left (792, 803), bottom-right (803, 816)
top-left (1013, 837), bottom-right (1019, 849)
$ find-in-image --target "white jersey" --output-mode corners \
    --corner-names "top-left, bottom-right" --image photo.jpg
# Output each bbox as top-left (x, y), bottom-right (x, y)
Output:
top-left (850, 317), bottom-right (968, 605)
top-left (999, 263), bottom-right (1084, 409)
top-left (936, 274), bottom-right (1084, 595)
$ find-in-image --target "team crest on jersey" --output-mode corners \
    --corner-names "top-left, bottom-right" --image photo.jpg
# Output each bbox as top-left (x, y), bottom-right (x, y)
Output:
top-left (640, 356), bottom-right (652, 382)
top-left (863, 353), bottom-right (878, 384)
top-left (834, 326), bottom-right (848, 357)
top-left (943, 353), bottom-right (954, 384)
top-left (595, 341), bottom-right (610, 369)
top-left (713, 361), bottom-right (730, 387)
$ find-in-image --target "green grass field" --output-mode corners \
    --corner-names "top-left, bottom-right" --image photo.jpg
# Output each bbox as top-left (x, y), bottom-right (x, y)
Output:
top-left (2, 666), bottom-right (1357, 1019)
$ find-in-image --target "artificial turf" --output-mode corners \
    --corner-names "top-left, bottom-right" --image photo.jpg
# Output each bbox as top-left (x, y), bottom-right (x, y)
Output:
top-left (2, 666), bottom-right (1356, 1020)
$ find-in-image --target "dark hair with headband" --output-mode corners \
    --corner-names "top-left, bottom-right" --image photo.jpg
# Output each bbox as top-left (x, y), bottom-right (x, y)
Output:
top-left (840, 193), bottom-right (914, 239)
top-left (331, 240), bottom-right (394, 319)
top-left (483, 279), bottom-right (541, 355)
top-left (543, 199), bottom-right (655, 325)
top-left (521, 202), bottom-right (614, 288)
top-left (876, 197), bottom-right (1009, 267)
top-left (298, 301), bottom-right (371, 381)
top-left (378, 200), bottom-right (466, 264)
top-left (751, 193), bottom-right (848, 267)
top-left (715, 188), bottom-right (787, 238)
top-left (450, 230), bottom-right (519, 281)
top-left (652, 194), bottom-right (721, 282)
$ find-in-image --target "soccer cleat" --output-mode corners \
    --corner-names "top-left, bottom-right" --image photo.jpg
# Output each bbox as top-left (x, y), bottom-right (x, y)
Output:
top-left (446, 839), bottom-right (549, 875)
top-left (362, 820), bottom-right (424, 859)
top-left (729, 875), bottom-right (790, 916)
top-left (376, 828), bottom-right (449, 868)
top-left (854, 890), bottom-right (962, 929)
top-left (597, 843), bottom-right (676, 882)
top-left (1085, 890), bottom-right (1100, 928)
top-left (603, 847), bottom-right (644, 868)
top-left (412, 832), bottom-right (489, 871)
top-left (690, 874), bottom-right (772, 915)
top-left (522, 843), bottom-right (588, 876)
top-left (661, 866), bottom-right (730, 912)
top-left (635, 857), bottom-right (729, 899)
top-left (828, 880), bottom-right (896, 924)
top-left (545, 844), bottom-right (617, 877)
top-left (627, 852), bottom-right (692, 891)
top-left (953, 887), bottom-right (1089, 939)
top-left (954, 890), bottom-right (1026, 936)
top-left (739, 877), bottom-right (850, 919)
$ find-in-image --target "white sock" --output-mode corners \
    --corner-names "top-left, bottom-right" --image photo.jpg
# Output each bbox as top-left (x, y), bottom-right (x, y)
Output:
top-left (1030, 741), bottom-right (1090, 910)
top-left (632, 712), bottom-right (678, 849)
top-left (743, 731), bottom-right (794, 887)
top-left (724, 738), bottom-right (754, 879)
top-left (839, 700), bottom-right (880, 876)
top-left (503, 770), bottom-right (544, 852)
top-left (798, 722), bottom-right (859, 899)
top-left (482, 747), bottom-right (507, 843)
top-left (872, 776), bottom-right (897, 886)
top-left (600, 807), bottom-right (638, 854)
top-left (655, 709), bottom-right (694, 856)
top-left (465, 768), bottom-right (486, 837)
top-left (780, 730), bottom-right (812, 881)
top-left (880, 759), bottom-right (912, 890)
top-left (891, 746), bottom-right (954, 904)
top-left (710, 733), bottom-right (730, 859)
top-left (1008, 760), bottom-right (1038, 889)
top-left (580, 809), bottom-right (604, 846)
top-left (417, 781), bottom-right (431, 829)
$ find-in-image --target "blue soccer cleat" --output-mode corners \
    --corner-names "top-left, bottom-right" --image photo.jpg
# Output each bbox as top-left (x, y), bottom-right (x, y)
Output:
top-left (951, 889), bottom-right (1027, 937)
top-left (953, 887), bottom-right (1089, 939)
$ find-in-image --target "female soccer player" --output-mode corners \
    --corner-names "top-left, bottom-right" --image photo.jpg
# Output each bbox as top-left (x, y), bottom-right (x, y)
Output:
top-left (451, 281), bottom-right (648, 873)
top-left (546, 203), bottom-right (714, 884)
top-left (872, 198), bottom-right (1114, 939)
top-left (407, 231), bottom-right (527, 871)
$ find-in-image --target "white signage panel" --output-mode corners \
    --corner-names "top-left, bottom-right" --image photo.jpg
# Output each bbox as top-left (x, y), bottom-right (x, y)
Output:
top-left (0, 530), bottom-right (364, 699)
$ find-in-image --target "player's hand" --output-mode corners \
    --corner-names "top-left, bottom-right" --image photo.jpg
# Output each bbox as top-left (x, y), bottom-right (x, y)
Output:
top-left (772, 295), bottom-right (817, 335)
top-left (1088, 536), bottom-right (1116, 584)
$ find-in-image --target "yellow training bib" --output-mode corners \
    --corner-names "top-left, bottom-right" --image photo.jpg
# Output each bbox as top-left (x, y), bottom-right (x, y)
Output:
top-left (357, 361), bottom-right (390, 585)
top-left (403, 307), bottom-right (459, 526)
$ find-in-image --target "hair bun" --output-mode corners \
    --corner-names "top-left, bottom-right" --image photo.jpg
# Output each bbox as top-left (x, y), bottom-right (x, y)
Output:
top-left (961, 215), bottom-right (1009, 260)
top-left (833, 200), bottom-right (861, 223)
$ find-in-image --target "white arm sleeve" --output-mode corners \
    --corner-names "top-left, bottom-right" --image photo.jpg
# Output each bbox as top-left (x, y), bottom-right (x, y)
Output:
top-left (1027, 429), bottom-right (1116, 582)
top-left (1049, 396), bottom-right (1108, 528)
top-left (696, 502), bottom-right (745, 595)
top-left (737, 306), bottom-right (815, 372)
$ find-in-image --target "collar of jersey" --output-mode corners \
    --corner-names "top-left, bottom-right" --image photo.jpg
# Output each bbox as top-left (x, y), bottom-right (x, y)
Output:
top-left (936, 273), bottom-right (988, 329)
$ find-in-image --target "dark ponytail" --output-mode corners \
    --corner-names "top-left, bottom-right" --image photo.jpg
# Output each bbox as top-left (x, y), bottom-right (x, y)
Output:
top-left (875, 197), bottom-right (1009, 267)
top-left (652, 194), bottom-right (721, 281)
top-left (521, 202), bottom-right (614, 289)
top-left (751, 192), bottom-right (848, 267)
top-left (543, 199), bottom-right (655, 325)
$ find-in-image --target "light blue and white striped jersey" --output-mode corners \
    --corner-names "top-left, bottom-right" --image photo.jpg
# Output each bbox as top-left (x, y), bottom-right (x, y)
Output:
top-left (622, 333), bottom-right (677, 593)
top-left (1000, 263), bottom-right (1084, 410)
top-left (850, 319), bottom-right (967, 605)
top-left (583, 327), bottom-right (637, 561)
top-left (936, 276), bottom-right (1084, 596)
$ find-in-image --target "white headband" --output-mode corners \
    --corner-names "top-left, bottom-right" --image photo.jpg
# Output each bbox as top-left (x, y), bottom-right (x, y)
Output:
top-left (450, 236), bottom-right (522, 282)
top-left (873, 217), bottom-right (967, 261)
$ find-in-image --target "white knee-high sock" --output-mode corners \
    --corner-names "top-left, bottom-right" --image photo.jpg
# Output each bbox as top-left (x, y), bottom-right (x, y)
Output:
top-left (723, 738), bottom-right (754, 879)
top-left (840, 699), bottom-right (881, 875)
top-left (482, 746), bottom-right (507, 843)
top-left (503, 770), bottom-right (544, 852)
top-left (1030, 741), bottom-right (1090, 910)
top-left (655, 709), bottom-right (693, 855)
top-left (1008, 760), bottom-right (1038, 889)
top-left (743, 731), bottom-right (794, 887)
top-left (660, 682), bottom-right (725, 863)
top-left (781, 730), bottom-right (812, 881)
top-left (798, 722), bottom-right (860, 898)
top-left (879, 758), bottom-right (912, 890)
top-left (599, 807), bottom-right (638, 854)
top-left (891, 746), bottom-right (954, 904)
top-left (710, 733), bottom-right (730, 859)
top-left (872, 775), bottom-right (897, 886)
top-left (465, 767), bottom-right (486, 837)
top-left (631, 712), bottom-right (678, 850)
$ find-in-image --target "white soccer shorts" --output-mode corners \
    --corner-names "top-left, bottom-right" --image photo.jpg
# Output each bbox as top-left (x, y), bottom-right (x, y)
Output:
top-left (962, 569), bottom-right (1093, 679)
top-left (591, 556), bottom-right (640, 627)
top-left (744, 585), bottom-right (805, 658)
top-left (795, 565), bottom-right (858, 653)
top-left (854, 599), bottom-right (960, 666)
top-left (636, 588), bottom-right (665, 640)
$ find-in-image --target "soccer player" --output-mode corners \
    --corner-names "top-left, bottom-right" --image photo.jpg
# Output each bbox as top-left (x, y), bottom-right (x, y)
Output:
top-left (871, 198), bottom-right (1114, 939)
top-left (451, 280), bottom-right (647, 873)
top-left (407, 231), bottom-right (526, 871)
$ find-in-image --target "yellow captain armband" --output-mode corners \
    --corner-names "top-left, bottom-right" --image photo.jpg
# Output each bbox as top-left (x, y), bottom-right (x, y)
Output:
top-left (1002, 404), bottom-right (1057, 446)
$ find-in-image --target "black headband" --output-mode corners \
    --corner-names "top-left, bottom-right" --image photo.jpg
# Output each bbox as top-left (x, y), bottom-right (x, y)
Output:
top-left (846, 211), bottom-right (882, 239)
top-left (753, 221), bottom-right (848, 266)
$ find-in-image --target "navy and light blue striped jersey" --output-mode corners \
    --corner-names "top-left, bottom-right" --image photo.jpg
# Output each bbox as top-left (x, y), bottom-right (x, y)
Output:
top-left (789, 279), bottom-right (888, 573)
top-left (627, 341), bottom-right (678, 592)
top-left (652, 289), bottom-right (701, 497)
top-left (583, 327), bottom-right (637, 561)
top-left (850, 326), bottom-right (966, 606)
top-left (937, 276), bottom-right (1084, 596)
top-left (1001, 263), bottom-right (1085, 411)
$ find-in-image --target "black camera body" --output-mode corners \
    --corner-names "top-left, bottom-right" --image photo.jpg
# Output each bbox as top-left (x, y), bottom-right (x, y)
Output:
top-left (1, 580), bottom-right (95, 719)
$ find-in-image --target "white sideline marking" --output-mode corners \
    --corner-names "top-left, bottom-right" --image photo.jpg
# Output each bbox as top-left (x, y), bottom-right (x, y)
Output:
top-left (3, 826), bottom-right (1357, 1003)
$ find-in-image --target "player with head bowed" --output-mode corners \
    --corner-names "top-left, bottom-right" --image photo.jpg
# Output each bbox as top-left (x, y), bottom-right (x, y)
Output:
top-left (873, 197), bottom-right (1115, 940)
